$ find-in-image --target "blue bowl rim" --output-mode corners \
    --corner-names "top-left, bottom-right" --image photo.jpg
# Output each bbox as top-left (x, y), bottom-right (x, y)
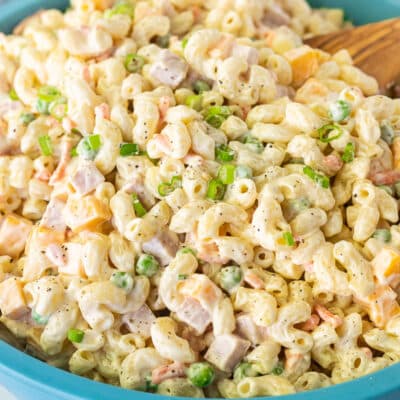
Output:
top-left (1, 340), bottom-right (400, 400)
top-left (0, 0), bottom-right (400, 399)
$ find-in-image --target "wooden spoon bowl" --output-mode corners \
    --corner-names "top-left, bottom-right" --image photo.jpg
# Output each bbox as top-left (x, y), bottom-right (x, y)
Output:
top-left (305, 18), bottom-right (400, 95)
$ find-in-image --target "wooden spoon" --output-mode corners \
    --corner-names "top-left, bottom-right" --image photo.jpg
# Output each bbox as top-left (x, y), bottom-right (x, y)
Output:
top-left (305, 18), bottom-right (400, 95)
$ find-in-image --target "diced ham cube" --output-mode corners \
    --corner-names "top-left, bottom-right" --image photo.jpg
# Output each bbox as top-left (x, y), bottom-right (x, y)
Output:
top-left (142, 228), bottom-right (179, 266)
top-left (205, 334), bottom-right (250, 372)
top-left (122, 304), bottom-right (156, 339)
top-left (236, 314), bottom-right (269, 345)
top-left (0, 214), bottom-right (32, 258)
top-left (175, 297), bottom-right (212, 335)
top-left (149, 50), bottom-right (188, 88)
top-left (0, 277), bottom-right (29, 319)
top-left (46, 242), bottom-right (84, 276)
top-left (70, 161), bottom-right (105, 196)
top-left (49, 139), bottom-right (74, 185)
top-left (40, 198), bottom-right (67, 232)
top-left (231, 44), bottom-right (259, 65)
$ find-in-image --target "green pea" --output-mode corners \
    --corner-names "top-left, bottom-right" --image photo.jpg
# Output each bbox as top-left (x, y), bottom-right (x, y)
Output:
top-left (136, 254), bottom-right (159, 277)
top-left (219, 266), bottom-right (242, 292)
top-left (187, 362), bottom-right (215, 388)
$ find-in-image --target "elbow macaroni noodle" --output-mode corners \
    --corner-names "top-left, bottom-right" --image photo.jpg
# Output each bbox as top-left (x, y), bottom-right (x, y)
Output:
top-left (0, 0), bottom-right (399, 397)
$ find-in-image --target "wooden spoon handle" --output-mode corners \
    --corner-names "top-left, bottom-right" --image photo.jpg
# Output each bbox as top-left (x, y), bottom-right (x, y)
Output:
top-left (305, 18), bottom-right (400, 93)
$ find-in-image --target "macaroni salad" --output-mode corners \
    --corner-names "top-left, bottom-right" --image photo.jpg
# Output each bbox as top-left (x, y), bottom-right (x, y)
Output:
top-left (0, 0), bottom-right (400, 397)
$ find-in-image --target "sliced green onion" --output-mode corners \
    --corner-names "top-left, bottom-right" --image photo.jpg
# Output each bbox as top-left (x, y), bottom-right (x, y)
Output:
top-left (283, 231), bottom-right (295, 246)
top-left (178, 247), bottom-right (196, 256)
top-left (218, 164), bottom-right (236, 184)
top-left (204, 106), bottom-right (232, 128)
top-left (394, 182), bottom-right (400, 198)
top-left (372, 229), bottom-right (391, 243)
top-left (181, 37), bottom-right (189, 49)
top-left (187, 362), bottom-right (215, 388)
top-left (36, 98), bottom-right (50, 115)
top-left (136, 254), bottom-right (159, 277)
top-left (215, 144), bottom-right (235, 162)
top-left (178, 274), bottom-right (188, 280)
top-left (271, 362), bottom-right (284, 375)
top-left (144, 376), bottom-right (158, 393)
top-left (329, 100), bottom-right (351, 122)
top-left (120, 143), bottom-right (140, 156)
top-left (132, 193), bottom-right (147, 217)
top-left (235, 165), bottom-right (253, 179)
top-left (185, 94), bottom-right (203, 111)
top-left (233, 362), bottom-right (258, 381)
top-left (70, 147), bottom-right (78, 157)
top-left (38, 85), bottom-right (61, 102)
top-left (9, 88), bottom-right (19, 101)
top-left (218, 266), bottom-right (242, 292)
top-left (38, 135), bottom-right (53, 156)
top-left (68, 328), bottom-right (85, 343)
top-left (49, 98), bottom-right (68, 120)
top-left (20, 113), bottom-right (35, 126)
top-left (242, 134), bottom-right (264, 153)
top-left (378, 185), bottom-right (393, 196)
top-left (303, 165), bottom-right (330, 188)
top-left (193, 80), bottom-right (210, 94)
top-left (206, 178), bottom-right (226, 200)
top-left (124, 54), bottom-right (145, 73)
top-left (110, 271), bottom-right (134, 292)
top-left (318, 123), bottom-right (343, 143)
top-left (341, 142), bottom-right (355, 163)
top-left (32, 310), bottom-right (49, 325)
top-left (155, 34), bottom-right (170, 48)
top-left (76, 134), bottom-right (101, 160)
top-left (104, 1), bottom-right (135, 18)
top-left (158, 175), bottom-right (182, 197)
top-left (381, 122), bottom-right (395, 145)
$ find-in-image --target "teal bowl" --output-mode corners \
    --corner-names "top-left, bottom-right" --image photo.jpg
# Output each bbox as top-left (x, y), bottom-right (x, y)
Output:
top-left (1, 1), bottom-right (400, 399)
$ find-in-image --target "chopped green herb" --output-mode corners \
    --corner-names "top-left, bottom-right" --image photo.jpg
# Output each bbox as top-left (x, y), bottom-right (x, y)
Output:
top-left (215, 144), bottom-right (235, 162)
top-left (178, 274), bottom-right (188, 280)
top-left (341, 142), bottom-right (355, 163)
top-left (132, 193), bottom-right (147, 217)
top-left (329, 100), bottom-right (351, 122)
top-left (283, 231), bottom-right (295, 246)
top-left (120, 143), bottom-right (140, 156)
top-left (181, 37), bottom-right (189, 49)
top-left (185, 94), bottom-right (203, 111)
top-left (124, 54), bottom-right (145, 73)
top-left (303, 165), bottom-right (330, 188)
top-left (158, 175), bottom-right (182, 197)
top-left (318, 123), bottom-right (344, 143)
top-left (206, 178), bottom-right (226, 200)
top-left (38, 135), bottom-right (53, 156)
top-left (76, 134), bottom-right (101, 160)
top-left (218, 164), bottom-right (236, 184)
top-left (9, 88), bottom-right (19, 101)
top-left (68, 328), bottom-right (85, 343)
